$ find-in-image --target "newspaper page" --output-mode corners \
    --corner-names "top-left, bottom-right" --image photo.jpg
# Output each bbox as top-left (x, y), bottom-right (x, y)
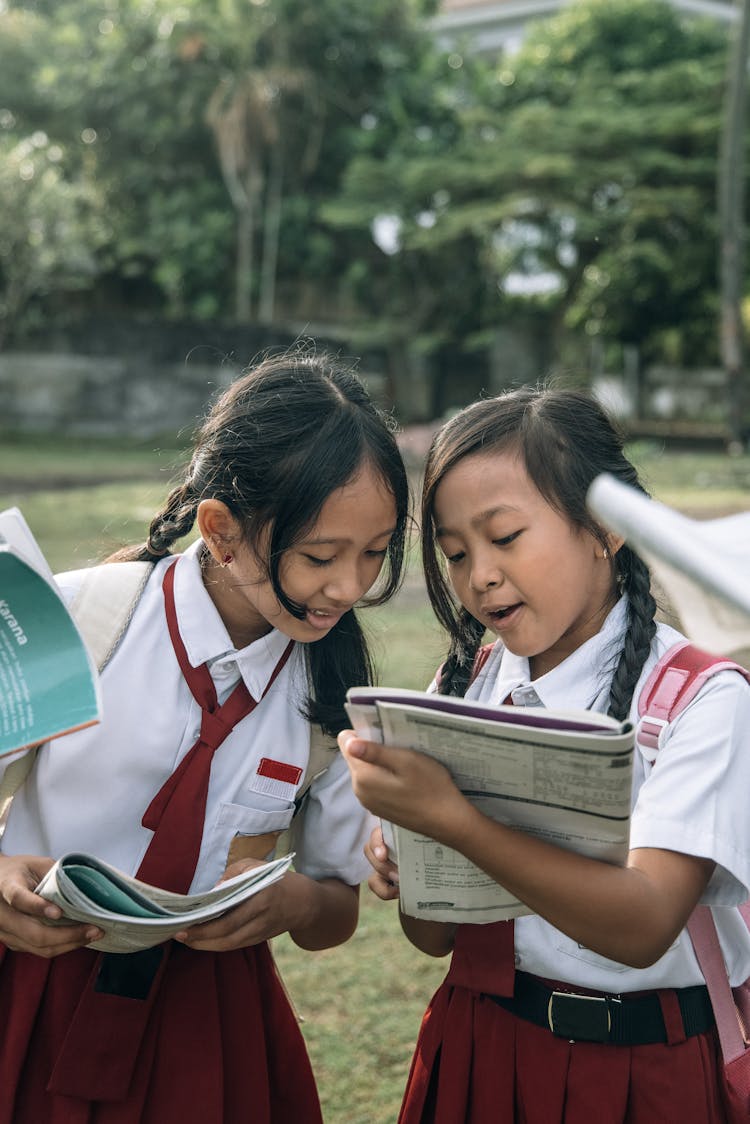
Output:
top-left (587, 473), bottom-right (750, 654)
top-left (36, 851), bottom-right (294, 953)
top-left (346, 689), bottom-right (633, 924)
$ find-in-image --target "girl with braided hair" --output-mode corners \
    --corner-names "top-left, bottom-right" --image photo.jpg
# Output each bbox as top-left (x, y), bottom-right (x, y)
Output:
top-left (341, 385), bottom-right (750, 1123)
top-left (0, 350), bottom-right (409, 1124)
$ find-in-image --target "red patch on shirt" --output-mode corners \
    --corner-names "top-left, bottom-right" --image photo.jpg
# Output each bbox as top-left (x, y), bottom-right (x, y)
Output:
top-left (257, 758), bottom-right (303, 786)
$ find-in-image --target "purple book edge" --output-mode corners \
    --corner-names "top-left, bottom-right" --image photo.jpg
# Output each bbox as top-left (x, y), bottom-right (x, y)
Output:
top-left (347, 691), bottom-right (628, 736)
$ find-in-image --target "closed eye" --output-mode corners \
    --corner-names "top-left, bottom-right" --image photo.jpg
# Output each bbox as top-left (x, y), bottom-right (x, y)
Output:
top-left (493, 531), bottom-right (521, 547)
top-left (304, 554), bottom-right (334, 567)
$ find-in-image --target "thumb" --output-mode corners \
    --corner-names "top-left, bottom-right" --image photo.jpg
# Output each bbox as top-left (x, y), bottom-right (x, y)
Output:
top-left (339, 732), bottom-right (389, 768)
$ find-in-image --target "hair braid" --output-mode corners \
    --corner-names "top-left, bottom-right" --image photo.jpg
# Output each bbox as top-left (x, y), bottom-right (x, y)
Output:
top-left (607, 548), bottom-right (657, 721)
top-left (437, 612), bottom-right (487, 697)
top-left (106, 481), bottom-right (198, 563)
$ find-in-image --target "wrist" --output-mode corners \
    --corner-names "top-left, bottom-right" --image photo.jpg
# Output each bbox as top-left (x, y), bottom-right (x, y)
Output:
top-left (439, 797), bottom-right (484, 855)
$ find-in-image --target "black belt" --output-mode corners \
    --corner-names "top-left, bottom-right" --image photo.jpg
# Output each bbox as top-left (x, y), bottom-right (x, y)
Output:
top-left (486, 971), bottom-right (715, 1045)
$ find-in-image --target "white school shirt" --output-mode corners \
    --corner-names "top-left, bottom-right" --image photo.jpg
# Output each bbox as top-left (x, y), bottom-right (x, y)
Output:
top-left (464, 596), bottom-right (750, 992)
top-left (0, 541), bottom-right (374, 892)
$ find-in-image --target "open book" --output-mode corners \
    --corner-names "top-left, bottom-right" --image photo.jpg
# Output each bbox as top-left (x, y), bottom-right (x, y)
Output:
top-left (36, 851), bottom-right (294, 953)
top-left (0, 507), bottom-right (100, 759)
top-left (587, 474), bottom-right (750, 655)
top-left (346, 688), bottom-right (633, 924)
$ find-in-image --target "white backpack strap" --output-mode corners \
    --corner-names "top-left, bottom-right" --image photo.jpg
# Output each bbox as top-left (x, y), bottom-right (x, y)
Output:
top-left (0, 752), bottom-right (37, 813)
top-left (0, 561), bottom-right (153, 821)
top-left (68, 560), bottom-right (153, 671)
top-left (275, 725), bottom-right (339, 859)
top-left (301, 724), bottom-right (339, 795)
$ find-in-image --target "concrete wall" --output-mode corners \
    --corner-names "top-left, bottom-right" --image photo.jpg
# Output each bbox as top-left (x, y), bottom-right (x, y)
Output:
top-left (0, 352), bottom-right (242, 438)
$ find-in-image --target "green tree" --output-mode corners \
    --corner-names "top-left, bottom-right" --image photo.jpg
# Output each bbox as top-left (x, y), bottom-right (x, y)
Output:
top-left (0, 131), bottom-right (108, 347)
top-left (718, 0), bottom-right (750, 446)
top-left (0, 0), bottom-right (440, 336)
top-left (327, 0), bottom-right (731, 415)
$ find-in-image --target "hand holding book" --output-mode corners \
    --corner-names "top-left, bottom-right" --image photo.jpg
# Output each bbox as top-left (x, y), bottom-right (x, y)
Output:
top-left (344, 688), bottom-right (633, 924)
top-left (35, 851), bottom-right (294, 953)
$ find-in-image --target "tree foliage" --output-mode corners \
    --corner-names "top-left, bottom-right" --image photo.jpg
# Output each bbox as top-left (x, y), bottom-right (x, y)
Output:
top-left (0, 0), bottom-right (436, 335)
top-left (0, 0), bottom-right (740, 410)
top-left (327, 0), bottom-right (731, 379)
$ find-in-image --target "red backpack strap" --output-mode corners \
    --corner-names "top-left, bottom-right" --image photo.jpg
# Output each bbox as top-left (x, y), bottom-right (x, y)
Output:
top-left (637, 640), bottom-right (750, 761)
top-left (434, 642), bottom-right (496, 692)
top-left (471, 642), bottom-right (495, 685)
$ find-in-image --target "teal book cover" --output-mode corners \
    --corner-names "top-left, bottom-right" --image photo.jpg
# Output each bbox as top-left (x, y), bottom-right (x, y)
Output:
top-left (0, 545), bottom-right (100, 758)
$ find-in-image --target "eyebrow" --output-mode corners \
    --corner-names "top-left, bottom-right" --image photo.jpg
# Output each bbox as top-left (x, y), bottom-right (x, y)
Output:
top-left (436, 506), bottom-right (519, 537)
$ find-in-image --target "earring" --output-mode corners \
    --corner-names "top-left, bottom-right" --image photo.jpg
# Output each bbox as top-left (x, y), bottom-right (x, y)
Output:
top-left (602, 548), bottom-right (610, 560)
top-left (220, 553), bottom-right (233, 568)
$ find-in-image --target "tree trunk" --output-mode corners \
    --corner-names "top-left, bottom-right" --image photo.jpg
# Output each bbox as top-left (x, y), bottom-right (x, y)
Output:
top-left (259, 140), bottom-right (283, 325)
top-left (718, 0), bottom-right (750, 449)
top-left (235, 202), bottom-right (254, 323)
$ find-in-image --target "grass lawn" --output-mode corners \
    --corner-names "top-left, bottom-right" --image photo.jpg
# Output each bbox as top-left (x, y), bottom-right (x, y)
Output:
top-left (0, 435), bottom-right (749, 1122)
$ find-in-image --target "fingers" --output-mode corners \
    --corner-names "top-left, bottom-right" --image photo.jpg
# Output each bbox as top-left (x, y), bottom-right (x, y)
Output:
top-left (367, 871), bottom-right (400, 902)
top-left (175, 886), bottom-right (283, 951)
top-left (338, 731), bottom-right (392, 769)
top-left (368, 825), bottom-right (389, 863)
top-left (0, 901), bottom-right (102, 957)
top-left (364, 824), bottom-right (400, 901)
top-left (0, 854), bottom-right (104, 956)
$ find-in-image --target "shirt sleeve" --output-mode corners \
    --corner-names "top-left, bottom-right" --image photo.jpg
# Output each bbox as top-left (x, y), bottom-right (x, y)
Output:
top-left (630, 669), bottom-right (750, 904)
top-left (288, 751), bottom-right (377, 885)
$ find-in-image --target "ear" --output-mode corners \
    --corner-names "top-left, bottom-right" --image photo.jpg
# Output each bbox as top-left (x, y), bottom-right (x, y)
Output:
top-left (595, 532), bottom-right (625, 560)
top-left (196, 499), bottom-right (242, 564)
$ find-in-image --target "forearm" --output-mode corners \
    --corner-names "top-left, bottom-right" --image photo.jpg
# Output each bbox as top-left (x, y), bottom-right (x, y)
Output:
top-left (444, 803), bottom-right (713, 968)
top-left (287, 874), bottom-right (359, 951)
top-left (399, 910), bottom-right (456, 957)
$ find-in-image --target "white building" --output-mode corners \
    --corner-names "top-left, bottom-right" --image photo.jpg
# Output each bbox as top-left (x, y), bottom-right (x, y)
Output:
top-left (432, 0), bottom-right (736, 55)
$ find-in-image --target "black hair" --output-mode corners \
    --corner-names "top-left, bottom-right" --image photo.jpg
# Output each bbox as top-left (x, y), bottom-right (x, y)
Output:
top-left (112, 349), bottom-right (409, 734)
top-left (423, 385), bottom-right (656, 720)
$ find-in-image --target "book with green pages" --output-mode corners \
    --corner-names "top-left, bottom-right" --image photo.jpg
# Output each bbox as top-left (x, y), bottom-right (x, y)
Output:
top-left (35, 851), bottom-right (295, 953)
top-left (0, 507), bottom-right (100, 758)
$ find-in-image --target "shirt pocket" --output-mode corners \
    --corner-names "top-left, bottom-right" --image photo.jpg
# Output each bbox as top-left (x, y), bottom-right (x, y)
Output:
top-left (208, 799), bottom-right (296, 877)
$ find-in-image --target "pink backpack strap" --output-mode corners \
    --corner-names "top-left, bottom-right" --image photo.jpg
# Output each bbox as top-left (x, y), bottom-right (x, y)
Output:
top-left (636, 640), bottom-right (750, 760)
top-left (638, 641), bottom-right (750, 1067)
top-left (471, 642), bottom-right (495, 684)
top-left (435, 642), bottom-right (496, 692)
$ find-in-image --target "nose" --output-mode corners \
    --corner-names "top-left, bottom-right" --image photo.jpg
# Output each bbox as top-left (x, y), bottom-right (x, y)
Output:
top-left (323, 563), bottom-right (367, 606)
top-left (469, 551), bottom-right (504, 593)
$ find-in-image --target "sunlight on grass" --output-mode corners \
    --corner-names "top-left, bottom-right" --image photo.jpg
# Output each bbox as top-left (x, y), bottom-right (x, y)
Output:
top-left (631, 445), bottom-right (750, 511)
top-left (272, 893), bottom-right (446, 1124)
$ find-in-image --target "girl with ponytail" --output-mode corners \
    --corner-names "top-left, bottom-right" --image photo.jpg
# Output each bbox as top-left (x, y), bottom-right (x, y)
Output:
top-left (0, 350), bottom-right (409, 1124)
top-left (342, 385), bottom-right (750, 1124)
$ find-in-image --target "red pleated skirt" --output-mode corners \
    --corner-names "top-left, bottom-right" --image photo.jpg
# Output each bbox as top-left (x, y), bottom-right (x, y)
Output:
top-left (398, 980), bottom-right (727, 1124)
top-left (0, 940), bottom-right (321, 1124)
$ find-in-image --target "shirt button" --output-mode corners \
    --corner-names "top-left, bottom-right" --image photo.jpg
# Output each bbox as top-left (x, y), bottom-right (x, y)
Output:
top-left (514, 953), bottom-right (522, 967)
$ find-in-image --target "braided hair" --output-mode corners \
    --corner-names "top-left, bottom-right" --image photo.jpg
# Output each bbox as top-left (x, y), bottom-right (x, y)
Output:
top-left (423, 386), bottom-right (656, 720)
top-left (109, 349), bottom-right (409, 734)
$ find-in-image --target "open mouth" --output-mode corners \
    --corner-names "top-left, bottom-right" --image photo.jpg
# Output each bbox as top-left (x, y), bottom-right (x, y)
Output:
top-left (488, 602), bottom-right (522, 623)
top-left (305, 607), bottom-right (345, 630)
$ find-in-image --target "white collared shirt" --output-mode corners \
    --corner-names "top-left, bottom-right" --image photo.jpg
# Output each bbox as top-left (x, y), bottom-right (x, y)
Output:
top-left (465, 597), bottom-right (750, 990)
top-left (1, 542), bottom-right (374, 892)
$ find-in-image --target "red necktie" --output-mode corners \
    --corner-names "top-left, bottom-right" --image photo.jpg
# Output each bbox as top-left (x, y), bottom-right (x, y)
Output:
top-left (136, 559), bottom-right (293, 894)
